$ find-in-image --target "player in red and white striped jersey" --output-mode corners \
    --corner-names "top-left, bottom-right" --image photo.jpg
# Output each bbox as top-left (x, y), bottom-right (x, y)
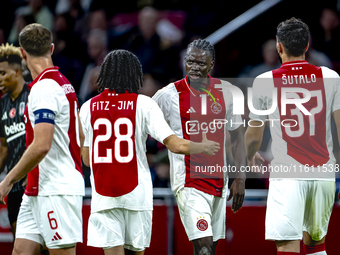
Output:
top-left (0, 24), bottom-right (85, 255)
top-left (245, 18), bottom-right (340, 255)
top-left (153, 39), bottom-right (248, 255)
top-left (80, 49), bottom-right (220, 255)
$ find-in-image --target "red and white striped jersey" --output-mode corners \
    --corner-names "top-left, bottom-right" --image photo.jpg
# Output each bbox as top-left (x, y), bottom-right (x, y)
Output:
top-left (153, 76), bottom-right (242, 197)
top-left (25, 67), bottom-right (84, 196)
top-left (249, 60), bottom-right (340, 180)
top-left (80, 89), bottom-right (174, 212)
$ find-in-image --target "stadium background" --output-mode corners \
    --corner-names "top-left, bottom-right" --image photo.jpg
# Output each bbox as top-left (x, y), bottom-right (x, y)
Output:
top-left (1, 0), bottom-right (340, 254)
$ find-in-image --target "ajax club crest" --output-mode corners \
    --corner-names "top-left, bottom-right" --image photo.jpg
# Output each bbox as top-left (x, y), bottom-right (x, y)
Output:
top-left (210, 102), bottom-right (222, 114)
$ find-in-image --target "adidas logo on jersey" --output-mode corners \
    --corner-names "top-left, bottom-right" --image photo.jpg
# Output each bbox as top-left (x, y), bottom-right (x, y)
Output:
top-left (1, 111), bottom-right (7, 120)
top-left (51, 232), bottom-right (62, 241)
top-left (186, 107), bottom-right (196, 113)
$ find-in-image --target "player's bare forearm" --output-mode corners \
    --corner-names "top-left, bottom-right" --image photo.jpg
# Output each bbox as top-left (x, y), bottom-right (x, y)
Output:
top-left (245, 121), bottom-right (265, 161)
top-left (163, 134), bottom-right (220, 155)
top-left (230, 126), bottom-right (246, 181)
top-left (228, 126), bottom-right (246, 212)
top-left (333, 110), bottom-right (340, 148)
top-left (4, 123), bottom-right (54, 185)
top-left (0, 138), bottom-right (8, 174)
top-left (78, 111), bottom-right (85, 152)
top-left (82, 147), bottom-right (90, 167)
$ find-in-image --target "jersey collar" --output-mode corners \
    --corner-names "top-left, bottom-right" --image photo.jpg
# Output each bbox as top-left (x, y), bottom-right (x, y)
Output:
top-left (281, 60), bottom-right (309, 67)
top-left (184, 75), bottom-right (214, 97)
top-left (31, 66), bottom-right (59, 86)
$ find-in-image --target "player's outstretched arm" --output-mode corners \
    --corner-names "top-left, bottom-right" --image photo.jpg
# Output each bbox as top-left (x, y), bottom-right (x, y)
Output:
top-left (228, 126), bottom-right (246, 213)
top-left (0, 123), bottom-right (54, 204)
top-left (333, 110), bottom-right (340, 199)
top-left (245, 121), bottom-right (265, 165)
top-left (0, 137), bottom-right (8, 174)
top-left (163, 133), bottom-right (220, 155)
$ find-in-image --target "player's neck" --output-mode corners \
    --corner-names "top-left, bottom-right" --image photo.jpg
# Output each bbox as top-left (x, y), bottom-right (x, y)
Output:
top-left (28, 57), bottom-right (54, 80)
top-left (10, 78), bottom-right (25, 101)
top-left (281, 54), bottom-right (306, 64)
top-left (189, 76), bottom-right (210, 90)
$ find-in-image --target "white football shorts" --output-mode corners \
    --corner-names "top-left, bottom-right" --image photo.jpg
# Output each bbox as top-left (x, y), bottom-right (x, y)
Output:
top-left (16, 194), bottom-right (83, 249)
top-left (176, 187), bottom-right (226, 242)
top-left (87, 208), bottom-right (152, 252)
top-left (265, 179), bottom-right (335, 241)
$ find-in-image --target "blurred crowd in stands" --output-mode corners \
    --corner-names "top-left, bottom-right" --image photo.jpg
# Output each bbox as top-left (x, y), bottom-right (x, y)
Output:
top-left (2, 0), bottom-right (340, 189)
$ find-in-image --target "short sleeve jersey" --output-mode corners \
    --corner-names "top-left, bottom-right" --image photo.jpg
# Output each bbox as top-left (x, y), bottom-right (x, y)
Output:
top-left (25, 67), bottom-right (84, 196)
top-left (249, 60), bottom-right (340, 180)
top-left (0, 83), bottom-right (29, 192)
top-left (80, 89), bottom-right (174, 212)
top-left (153, 76), bottom-right (243, 197)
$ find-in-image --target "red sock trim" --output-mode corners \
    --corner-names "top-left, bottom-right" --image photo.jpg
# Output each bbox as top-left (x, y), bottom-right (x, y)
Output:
top-left (277, 252), bottom-right (300, 255)
top-left (304, 243), bottom-right (325, 254)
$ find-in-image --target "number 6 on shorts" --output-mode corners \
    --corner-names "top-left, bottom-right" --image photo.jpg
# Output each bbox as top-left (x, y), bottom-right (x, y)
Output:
top-left (48, 211), bottom-right (58, 230)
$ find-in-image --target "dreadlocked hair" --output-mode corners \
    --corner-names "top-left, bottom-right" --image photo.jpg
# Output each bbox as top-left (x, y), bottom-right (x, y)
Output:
top-left (97, 50), bottom-right (143, 94)
top-left (186, 38), bottom-right (215, 62)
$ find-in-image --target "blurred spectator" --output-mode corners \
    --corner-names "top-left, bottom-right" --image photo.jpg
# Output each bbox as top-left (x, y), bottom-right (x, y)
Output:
top-left (53, 13), bottom-right (86, 92)
top-left (55, 0), bottom-right (93, 14)
top-left (8, 14), bottom-right (36, 46)
top-left (306, 36), bottom-right (332, 68)
top-left (237, 39), bottom-right (280, 88)
top-left (124, 7), bottom-right (160, 74)
top-left (8, 0), bottom-right (53, 44)
top-left (124, 7), bottom-right (182, 84)
top-left (78, 8), bottom-right (107, 45)
top-left (138, 73), bottom-right (162, 97)
top-left (152, 163), bottom-right (170, 188)
top-left (78, 29), bottom-right (108, 102)
top-left (313, 8), bottom-right (340, 61)
top-left (240, 39), bottom-right (280, 78)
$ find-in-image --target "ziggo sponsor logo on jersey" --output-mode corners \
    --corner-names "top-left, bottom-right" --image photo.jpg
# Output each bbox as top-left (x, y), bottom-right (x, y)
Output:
top-left (185, 120), bottom-right (225, 135)
top-left (185, 119), bottom-right (299, 134)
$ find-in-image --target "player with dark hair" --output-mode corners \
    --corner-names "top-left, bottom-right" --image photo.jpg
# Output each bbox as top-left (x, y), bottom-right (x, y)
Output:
top-left (153, 38), bottom-right (253, 255)
top-left (0, 23), bottom-right (85, 255)
top-left (245, 17), bottom-right (340, 255)
top-left (80, 49), bottom-right (220, 255)
top-left (96, 50), bottom-right (143, 94)
top-left (0, 43), bottom-right (29, 238)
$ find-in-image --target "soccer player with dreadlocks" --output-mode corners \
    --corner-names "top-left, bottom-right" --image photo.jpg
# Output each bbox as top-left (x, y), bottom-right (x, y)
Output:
top-left (153, 39), bottom-right (257, 255)
top-left (79, 49), bottom-right (220, 255)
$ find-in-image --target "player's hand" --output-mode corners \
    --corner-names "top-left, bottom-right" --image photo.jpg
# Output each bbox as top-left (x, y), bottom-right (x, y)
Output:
top-left (227, 178), bottom-right (245, 213)
top-left (202, 133), bottom-right (220, 155)
top-left (247, 152), bottom-right (265, 173)
top-left (0, 178), bottom-right (13, 205)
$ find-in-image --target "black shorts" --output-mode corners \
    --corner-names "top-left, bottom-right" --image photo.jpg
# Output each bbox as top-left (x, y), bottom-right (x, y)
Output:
top-left (7, 189), bottom-right (25, 226)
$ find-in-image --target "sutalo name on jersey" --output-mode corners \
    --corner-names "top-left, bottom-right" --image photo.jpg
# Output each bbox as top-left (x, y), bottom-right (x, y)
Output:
top-left (282, 74), bottom-right (316, 84)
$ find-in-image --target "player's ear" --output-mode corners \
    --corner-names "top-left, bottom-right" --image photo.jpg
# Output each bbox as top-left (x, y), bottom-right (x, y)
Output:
top-left (277, 42), bottom-right (283, 54)
top-left (50, 43), bottom-right (55, 56)
top-left (304, 42), bottom-right (309, 53)
top-left (20, 48), bottom-right (26, 60)
top-left (208, 60), bottom-right (214, 73)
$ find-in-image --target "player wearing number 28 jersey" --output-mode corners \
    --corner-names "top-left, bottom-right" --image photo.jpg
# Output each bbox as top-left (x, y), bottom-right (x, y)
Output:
top-left (80, 50), bottom-right (220, 254)
top-left (245, 18), bottom-right (340, 255)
